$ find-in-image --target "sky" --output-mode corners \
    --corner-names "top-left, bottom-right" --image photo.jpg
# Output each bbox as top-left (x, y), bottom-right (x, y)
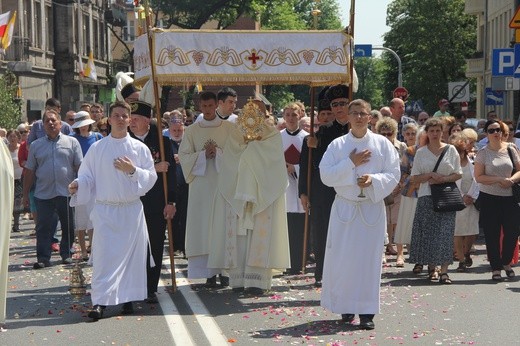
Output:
top-left (337, 0), bottom-right (392, 47)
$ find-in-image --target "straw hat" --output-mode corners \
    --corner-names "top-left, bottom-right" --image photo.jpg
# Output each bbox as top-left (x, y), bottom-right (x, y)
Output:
top-left (71, 111), bottom-right (96, 129)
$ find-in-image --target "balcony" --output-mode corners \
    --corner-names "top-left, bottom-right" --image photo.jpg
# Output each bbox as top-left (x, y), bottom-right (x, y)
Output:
top-left (466, 57), bottom-right (485, 78)
top-left (3, 36), bottom-right (30, 62)
top-left (465, 0), bottom-right (485, 15)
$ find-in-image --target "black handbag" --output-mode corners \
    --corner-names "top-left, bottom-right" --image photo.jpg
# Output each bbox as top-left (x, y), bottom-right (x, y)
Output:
top-left (506, 146), bottom-right (520, 205)
top-left (429, 146), bottom-right (466, 213)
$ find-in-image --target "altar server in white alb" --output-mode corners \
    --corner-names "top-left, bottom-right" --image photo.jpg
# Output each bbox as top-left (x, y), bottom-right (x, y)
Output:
top-left (69, 101), bottom-right (157, 321)
top-left (280, 103), bottom-right (309, 275)
top-left (319, 99), bottom-right (400, 330)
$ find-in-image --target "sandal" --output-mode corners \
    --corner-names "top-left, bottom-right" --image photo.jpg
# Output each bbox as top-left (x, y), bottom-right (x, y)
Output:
top-left (464, 253), bottom-right (473, 267)
top-left (492, 271), bottom-right (503, 281)
top-left (503, 266), bottom-right (515, 278)
top-left (412, 264), bottom-right (423, 274)
top-left (428, 267), bottom-right (439, 281)
top-left (439, 273), bottom-right (452, 284)
top-left (396, 256), bottom-right (405, 268)
top-left (456, 261), bottom-right (466, 272)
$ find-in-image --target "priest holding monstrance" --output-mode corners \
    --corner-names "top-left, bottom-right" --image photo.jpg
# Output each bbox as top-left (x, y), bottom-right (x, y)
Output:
top-left (207, 99), bottom-right (291, 295)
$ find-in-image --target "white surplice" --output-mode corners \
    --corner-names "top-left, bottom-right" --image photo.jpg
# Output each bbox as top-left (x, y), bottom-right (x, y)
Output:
top-left (0, 142), bottom-right (14, 324)
top-left (319, 131), bottom-right (400, 314)
top-left (207, 125), bottom-right (290, 289)
top-left (280, 129), bottom-right (308, 213)
top-left (70, 134), bottom-right (157, 306)
top-left (178, 118), bottom-right (235, 278)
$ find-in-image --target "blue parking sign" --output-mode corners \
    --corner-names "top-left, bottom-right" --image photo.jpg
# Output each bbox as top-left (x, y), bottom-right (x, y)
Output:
top-left (492, 48), bottom-right (515, 76)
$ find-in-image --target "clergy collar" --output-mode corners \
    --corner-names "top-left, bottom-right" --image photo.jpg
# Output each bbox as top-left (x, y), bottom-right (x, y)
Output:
top-left (285, 128), bottom-right (301, 136)
top-left (216, 109), bottom-right (230, 120)
top-left (333, 120), bottom-right (349, 134)
top-left (135, 131), bottom-right (149, 142)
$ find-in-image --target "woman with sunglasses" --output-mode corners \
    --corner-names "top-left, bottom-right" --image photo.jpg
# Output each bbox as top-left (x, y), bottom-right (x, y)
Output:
top-left (474, 120), bottom-right (520, 281)
top-left (96, 118), bottom-right (110, 137)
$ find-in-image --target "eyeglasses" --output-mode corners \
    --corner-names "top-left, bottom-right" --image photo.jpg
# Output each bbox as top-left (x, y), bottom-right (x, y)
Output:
top-left (509, 128), bottom-right (514, 132)
top-left (19, 130), bottom-right (28, 134)
top-left (486, 128), bottom-right (502, 134)
top-left (67, 118), bottom-right (75, 122)
top-left (99, 128), bottom-right (108, 133)
top-left (349, 111), bottom-right (370, 117)
top-left (331, 101), bottom-right (348, 108)
top-left (379, 132), bottom-right (393, 137)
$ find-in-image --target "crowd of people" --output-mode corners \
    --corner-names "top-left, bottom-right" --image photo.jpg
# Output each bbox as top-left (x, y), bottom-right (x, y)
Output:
top-left (1, 83), bottom-right (520, 331)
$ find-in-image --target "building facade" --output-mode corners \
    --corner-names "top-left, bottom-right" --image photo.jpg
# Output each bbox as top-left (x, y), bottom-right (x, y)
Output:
top-left (465, 0), bottom-right (518, 120)
top-left (0, 0), bottom-right (112, 121)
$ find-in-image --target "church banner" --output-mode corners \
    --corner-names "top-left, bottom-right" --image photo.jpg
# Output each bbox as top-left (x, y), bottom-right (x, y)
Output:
top-left (133, 29), bottom-right (351, 87)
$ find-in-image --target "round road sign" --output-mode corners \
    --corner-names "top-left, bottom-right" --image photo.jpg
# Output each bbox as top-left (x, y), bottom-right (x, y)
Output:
top-left (393, 87), bottom-right (409, 101)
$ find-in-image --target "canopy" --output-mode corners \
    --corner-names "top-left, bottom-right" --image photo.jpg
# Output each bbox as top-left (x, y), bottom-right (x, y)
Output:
top-left (133, 29), bottom-right (352, 87)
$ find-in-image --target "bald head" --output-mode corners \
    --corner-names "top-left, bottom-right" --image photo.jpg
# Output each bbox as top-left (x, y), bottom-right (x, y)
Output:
top-left (389, 98), bottom-right (405, 120)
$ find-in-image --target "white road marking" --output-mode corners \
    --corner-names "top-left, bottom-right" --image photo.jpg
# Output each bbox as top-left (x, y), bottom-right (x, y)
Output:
top-left (159, 259), bottom-right (229, 346)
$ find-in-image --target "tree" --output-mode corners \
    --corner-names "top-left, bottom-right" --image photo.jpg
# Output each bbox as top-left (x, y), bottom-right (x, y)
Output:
top-left (260, 0), bottom-right (344, 110)
top-left (382, 0), bottom-right (476, 113)
top-left (354, 56), bottom-right (386, 108)
top-left (0, 72), bottom-right (22, 129)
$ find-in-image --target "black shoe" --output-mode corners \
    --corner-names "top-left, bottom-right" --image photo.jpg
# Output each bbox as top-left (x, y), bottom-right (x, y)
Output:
top-left (246, 287), bottom-right (268, 296)
top-left (205, 275), bottom-right (217, 288)
top-left (88, 305), bottom-right (105, 321)
top-left (62, 257), bottom-right (73, 265)
top-left (314, 280), bottom-right (322, 288)
top-left (219, 275), bottom-right (229, 287)
top-left (145, 292), bottom-right (158, 304)
top-left (341, 313), bottom-right (355, 324)
top-left (121, 302), bottom-right (134, 315)
top-left (33, 261), bottom-right (51, 269)
top-left (232, 287), bottom-right (245, 293)
top-left (358, 315), bottom-right (375, 330)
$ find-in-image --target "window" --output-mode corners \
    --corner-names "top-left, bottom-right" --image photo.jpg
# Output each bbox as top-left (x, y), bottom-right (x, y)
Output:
top-left (35, 1), bottom-right (42, 48)
top-left (124, 19), bottom-right (135, 42)
top-left (46, 5), bottom-right (53, 52)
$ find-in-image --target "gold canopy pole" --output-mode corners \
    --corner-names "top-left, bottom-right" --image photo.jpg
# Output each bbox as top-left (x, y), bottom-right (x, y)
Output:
top-left (142, 0), bottom-right (177, 292)
top-left (301, 3), bottom-right (322, 274)
top-left (348, 0), bottom-right (356, 101)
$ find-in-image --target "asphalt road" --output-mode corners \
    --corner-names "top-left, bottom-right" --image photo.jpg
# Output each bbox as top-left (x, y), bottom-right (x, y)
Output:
top-left (3, 217), bottom-right (520, 345)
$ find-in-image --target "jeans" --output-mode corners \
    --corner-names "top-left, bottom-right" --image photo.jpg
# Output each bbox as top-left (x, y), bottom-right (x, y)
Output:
top-left (35, 196), bottom-right (75, 262)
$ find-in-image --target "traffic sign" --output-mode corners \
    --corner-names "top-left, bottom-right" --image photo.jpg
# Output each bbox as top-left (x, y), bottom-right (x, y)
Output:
top-left (485, 87), bottom-right (504, 106)
top-left (393, 86), bottom-right (408, 101)
top-left (510, 7), bottom-right (520, 28)
top-left (406, 100), bottom-right (423, 114)
top-left (448, 81), bottom-right (469, 102)
top-left (492, 48), bottom-right (515, 76)
top-left (514, 44), bottom-right (520, 77)
top-left (354, 44), bottom-right (372, 58)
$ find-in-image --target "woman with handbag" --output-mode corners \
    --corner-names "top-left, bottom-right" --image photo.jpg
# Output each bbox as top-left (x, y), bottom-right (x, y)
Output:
top-left (408, 118), bottom-right (462, 284)
top-left (474, 120), bottom-right (520, 281)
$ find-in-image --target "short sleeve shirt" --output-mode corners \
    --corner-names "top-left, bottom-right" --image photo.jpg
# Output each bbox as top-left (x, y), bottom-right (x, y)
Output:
top-left (474, 145), bottom-right (520, 197)
top-left (25, 134), bottom-right (83, 199)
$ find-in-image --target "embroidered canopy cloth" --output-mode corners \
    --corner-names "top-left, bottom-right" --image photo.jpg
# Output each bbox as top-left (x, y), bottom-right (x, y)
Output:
top-left (133, 29), bottom-right (351, 86)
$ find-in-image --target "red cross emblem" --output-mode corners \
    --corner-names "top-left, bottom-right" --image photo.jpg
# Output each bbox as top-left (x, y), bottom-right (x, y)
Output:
top-left (247, 49), bottom-right (262, 66)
